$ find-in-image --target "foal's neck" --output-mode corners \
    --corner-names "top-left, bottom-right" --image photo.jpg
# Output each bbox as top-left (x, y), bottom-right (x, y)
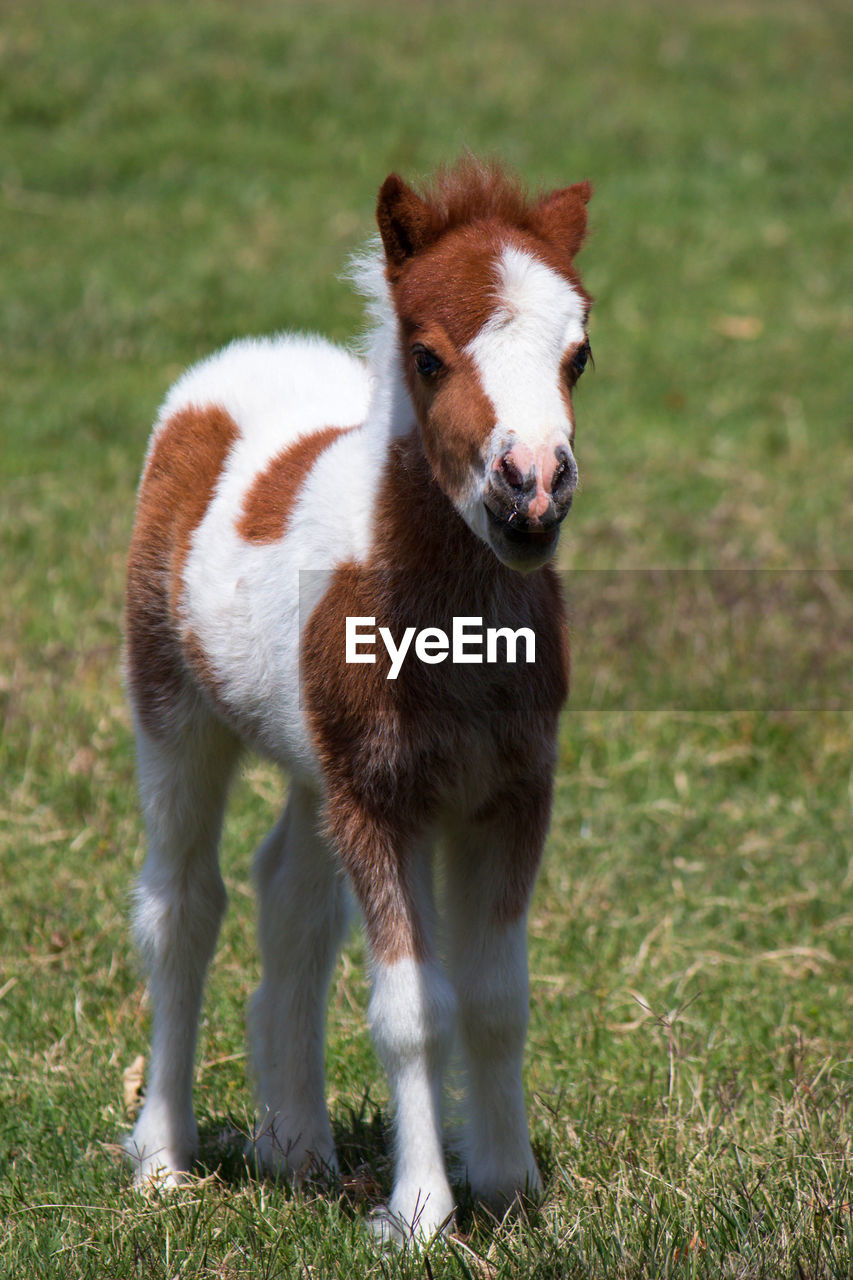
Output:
top-left (369, 428), bottom-right (528, 627)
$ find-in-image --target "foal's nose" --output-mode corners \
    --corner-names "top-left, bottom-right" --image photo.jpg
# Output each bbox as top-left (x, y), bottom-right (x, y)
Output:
top-left (495, 442), bottom-right (578, 521)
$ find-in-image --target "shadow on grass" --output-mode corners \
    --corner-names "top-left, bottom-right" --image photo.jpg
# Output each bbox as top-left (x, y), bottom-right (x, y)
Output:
top-left (194, 1092), bottom-right (549, 1241)
top-left (194, 1090), bottom-right (392, 1217)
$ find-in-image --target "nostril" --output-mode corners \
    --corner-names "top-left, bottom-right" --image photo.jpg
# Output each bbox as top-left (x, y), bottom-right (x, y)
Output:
top-left (499, 454), bottom-right (526, 490)
top-left (551, 449), bottom-right (578, 496)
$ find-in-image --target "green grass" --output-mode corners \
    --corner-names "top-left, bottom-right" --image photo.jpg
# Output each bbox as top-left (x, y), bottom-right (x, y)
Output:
top-left (1, 0), bottom-right (852, 1275)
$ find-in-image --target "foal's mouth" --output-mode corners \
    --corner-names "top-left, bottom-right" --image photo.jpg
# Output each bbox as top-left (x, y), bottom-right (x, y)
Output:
top-left (484, 502), bottom-right (564, 568)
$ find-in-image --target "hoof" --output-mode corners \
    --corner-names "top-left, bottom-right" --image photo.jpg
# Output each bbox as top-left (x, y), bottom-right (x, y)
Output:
top-left (367, 1197), bottom-right (455, 1249)
top-left (123, 1136), bottom-right (194, 1191)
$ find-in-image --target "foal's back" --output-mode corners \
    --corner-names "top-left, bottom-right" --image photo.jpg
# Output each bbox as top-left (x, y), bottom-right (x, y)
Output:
top-left (126, 332), bottom-right (372, 766)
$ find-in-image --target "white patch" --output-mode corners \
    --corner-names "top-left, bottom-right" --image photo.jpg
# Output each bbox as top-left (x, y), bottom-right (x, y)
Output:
top-left (468, 246), bottom-right (585, 446)
top-left (442, 828), bottom-right (542, 1204)
top-left (460, 246), bottom-right (586, 546)
top-left (348, 241), bottom-right (413, 443)
top-left (368, 957), bottom-right (457, 1241)
top-left (449, 917), bottom-right (541, 1201)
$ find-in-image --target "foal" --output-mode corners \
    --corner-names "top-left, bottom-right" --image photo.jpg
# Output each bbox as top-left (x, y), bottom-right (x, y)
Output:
top-left (124, 160), bottom-right (593, 1243)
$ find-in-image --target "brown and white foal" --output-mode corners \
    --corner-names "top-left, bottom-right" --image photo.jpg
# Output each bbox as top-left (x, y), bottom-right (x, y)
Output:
top-left (124, 162), bottom-right (592, 1244)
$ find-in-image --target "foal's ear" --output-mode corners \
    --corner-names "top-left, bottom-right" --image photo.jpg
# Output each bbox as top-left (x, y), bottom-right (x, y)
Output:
top-left (532, 180), bottom-right (592, 258)
top-left (376, 174), bottom-right (441, 272)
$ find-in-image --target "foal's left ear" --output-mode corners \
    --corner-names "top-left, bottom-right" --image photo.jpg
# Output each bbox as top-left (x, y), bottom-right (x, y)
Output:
top-left (532, 180), bottom-right (592, 258)
top-left (376, 174), bottom-right (441, 273)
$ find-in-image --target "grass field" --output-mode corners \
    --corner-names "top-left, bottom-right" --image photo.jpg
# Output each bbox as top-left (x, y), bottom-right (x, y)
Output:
top-left (1, 1), bottom-right (852, 1275)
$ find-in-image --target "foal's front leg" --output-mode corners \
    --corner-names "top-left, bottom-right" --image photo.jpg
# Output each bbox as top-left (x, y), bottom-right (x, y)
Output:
top-left (443, 788), bottom-right (551, 1209)
top-left (334, 810), bottom-right (457, 1245)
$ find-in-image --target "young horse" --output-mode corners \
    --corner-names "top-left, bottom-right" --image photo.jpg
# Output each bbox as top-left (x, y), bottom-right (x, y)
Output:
top-left (124, 160), bottom-right (593, 1244)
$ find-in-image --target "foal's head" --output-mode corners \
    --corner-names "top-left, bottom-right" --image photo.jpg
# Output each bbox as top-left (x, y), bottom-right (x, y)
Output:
top-left (377, 161), bottom-right (592, 572)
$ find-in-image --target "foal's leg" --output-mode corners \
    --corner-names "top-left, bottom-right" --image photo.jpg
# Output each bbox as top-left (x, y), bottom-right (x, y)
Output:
top-left (248, 783), bottom-right (352, 1181)
top-left (443, 788), bottom-right (551, 1208)
top-left (126, 712), bottom-right (240, 1186)
top-left (333, 812), bottom-right (457, 1245)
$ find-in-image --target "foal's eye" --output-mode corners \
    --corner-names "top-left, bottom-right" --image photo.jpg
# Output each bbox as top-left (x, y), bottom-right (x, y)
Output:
top-left (569, 339), bottom-right (592, 381)
top-left (412, 345), bottom-right (444, 379)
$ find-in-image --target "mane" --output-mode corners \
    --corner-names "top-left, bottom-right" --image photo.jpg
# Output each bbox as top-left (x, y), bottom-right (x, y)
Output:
top-left (415, 157), bottom-right (536, 235)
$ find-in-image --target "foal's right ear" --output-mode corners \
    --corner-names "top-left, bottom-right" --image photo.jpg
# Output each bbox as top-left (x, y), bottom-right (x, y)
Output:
top-left (376, 174), bottom-right (440, 272)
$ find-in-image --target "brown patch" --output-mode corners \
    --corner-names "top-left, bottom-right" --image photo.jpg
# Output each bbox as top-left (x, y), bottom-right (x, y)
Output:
top-left (126, 403), bottom-right (239, 736)
top-left (301, 560), bottom-right (434, 964)
top-left (558, 348), bottom-right (583, 443)
top-left (301, 432), bottom-right (569, 961)
top-left (236, 424), bottom-right (357, 544)
top-left (395, 227), bottom-right (508, 350)
top-left (451, 770), bottom-right (556, 926)
top-left (406, 345), bottom-right (495, 498)
top-left (395, 222), bottom-right (592, 348)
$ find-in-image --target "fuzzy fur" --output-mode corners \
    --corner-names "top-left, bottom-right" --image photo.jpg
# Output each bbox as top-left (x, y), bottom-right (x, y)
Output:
top-left (123, 161), bottom-right (592, 1245)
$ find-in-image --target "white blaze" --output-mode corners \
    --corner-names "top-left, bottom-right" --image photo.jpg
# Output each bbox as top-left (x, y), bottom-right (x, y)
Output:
top-left (465, 245), bottom-right (586, 455)
top-left (457, 245), bottom-right (586, 552)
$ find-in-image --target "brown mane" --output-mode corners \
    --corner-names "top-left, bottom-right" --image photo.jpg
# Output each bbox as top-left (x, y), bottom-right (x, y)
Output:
top-left (413, 157), bottom-right (535, 233)
top-left (378, 156), bottom-right (592, 279)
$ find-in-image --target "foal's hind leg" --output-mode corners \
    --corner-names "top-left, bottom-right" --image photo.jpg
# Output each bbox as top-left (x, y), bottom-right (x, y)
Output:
top-left (126, 711), bottom-right (240, 1186)
top-left (247, 783), bottom-right (352, 1182)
